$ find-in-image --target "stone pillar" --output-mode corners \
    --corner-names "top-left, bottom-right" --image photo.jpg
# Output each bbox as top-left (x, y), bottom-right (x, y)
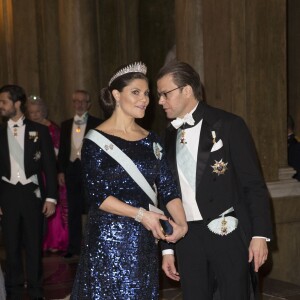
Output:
top-left (0, 0), bottom-right (40, 93)
top-left (175, 0), bottom-right (205, 82)
top-left (288, 0), bottom-right (300, 133)
top-left (58, 0), bottom-right (100, 118)
top-left (0, 0), bottom-right (15, 84)
top-left (96, 0), bottom-right (140, 89)
top-left (201, 0), bottom-right (287, 181)
top-left (35, 0), bottom-right (63, 123)
top-left (139, 0), bottom-right (175, 133)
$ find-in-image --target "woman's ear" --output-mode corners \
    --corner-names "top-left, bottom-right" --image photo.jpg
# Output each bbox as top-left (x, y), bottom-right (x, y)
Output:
top-left (112, 89), bottom-right (120, 101)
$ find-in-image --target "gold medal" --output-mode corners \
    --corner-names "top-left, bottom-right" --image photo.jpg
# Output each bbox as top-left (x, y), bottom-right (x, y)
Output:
top-left (211, 159), bottom-right (228, 175)
top-left (180, 129), bottom-right (187, 144)
top-left (13, 127), bottom-right (18, 136)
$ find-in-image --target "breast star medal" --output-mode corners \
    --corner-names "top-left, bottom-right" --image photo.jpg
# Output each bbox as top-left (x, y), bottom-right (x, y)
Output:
top-left (211, 159), bottom-right (228, 175)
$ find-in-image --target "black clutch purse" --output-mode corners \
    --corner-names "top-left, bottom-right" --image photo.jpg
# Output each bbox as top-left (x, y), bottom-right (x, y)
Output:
top-left (160, 219), bottom-right (173, 235)
top-left (149, 204), bottom-right (173, 235)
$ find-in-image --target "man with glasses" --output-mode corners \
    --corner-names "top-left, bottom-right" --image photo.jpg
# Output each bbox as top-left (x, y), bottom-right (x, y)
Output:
top-left (58, 90), bottom-right (102, 260)
top-left (157, 61), bottom-right (272, 300)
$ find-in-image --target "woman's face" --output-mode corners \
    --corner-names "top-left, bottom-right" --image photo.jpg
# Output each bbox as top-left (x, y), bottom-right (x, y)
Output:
top-left (116, 79), bottom-right (149, 119)
top-left (27, 104), bottom-right (44, 123)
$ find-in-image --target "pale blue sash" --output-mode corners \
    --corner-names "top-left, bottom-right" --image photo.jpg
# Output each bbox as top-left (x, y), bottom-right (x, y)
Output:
top-left (176, 129), bottom-right (196, 192)
top-left (85, 130), bottom-right (158, 206)
top-left (7, 127), bottom-right (25, 171)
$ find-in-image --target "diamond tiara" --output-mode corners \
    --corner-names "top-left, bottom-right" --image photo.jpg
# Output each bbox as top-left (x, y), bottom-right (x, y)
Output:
top-left (28, 95), bottom-right (42, 101)
top-left (108, 62), bottom-right (147, 86)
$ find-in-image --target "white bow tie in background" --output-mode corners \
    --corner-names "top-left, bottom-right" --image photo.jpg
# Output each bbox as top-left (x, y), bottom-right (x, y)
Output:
top-left (74, 115), bottom-right (87, 125)
top-left (8, 119), bottom-right (24, 128)
top-left (171, 113), bottom-right (195, 129)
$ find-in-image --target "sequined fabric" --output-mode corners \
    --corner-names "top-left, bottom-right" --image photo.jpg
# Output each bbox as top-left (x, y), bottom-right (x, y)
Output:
top-left (71, 130), bottom-right (179, 300)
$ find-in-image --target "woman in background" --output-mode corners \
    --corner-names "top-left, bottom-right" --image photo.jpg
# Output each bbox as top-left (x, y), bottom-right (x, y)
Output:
top-left (26, 95), bottom-right (68, 252)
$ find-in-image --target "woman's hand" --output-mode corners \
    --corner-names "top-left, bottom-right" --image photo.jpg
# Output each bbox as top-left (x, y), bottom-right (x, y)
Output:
top-left (165, 219), bottom-right (188, 243)
top-left (140, 211), bottom-right (169, 240)
top-left (165, 198), bottom-right (188, 243)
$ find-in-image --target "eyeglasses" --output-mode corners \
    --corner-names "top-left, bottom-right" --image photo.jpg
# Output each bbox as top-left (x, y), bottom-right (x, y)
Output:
top-left (157, 85), bottom-right (185, 100)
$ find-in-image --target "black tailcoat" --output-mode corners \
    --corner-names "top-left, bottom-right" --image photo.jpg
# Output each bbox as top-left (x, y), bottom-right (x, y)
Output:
top-left (164, 101), bottom-right (273, 244)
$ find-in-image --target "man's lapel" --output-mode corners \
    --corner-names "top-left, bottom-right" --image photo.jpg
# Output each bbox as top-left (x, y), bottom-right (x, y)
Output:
top-left (0, 125), bottom-right (11, 176)
top-left (196, 120), bottom-right (213, 186)
top-left (165, 126), bottom-right (181, 189)
top-left (195, 103), bottom-right (223, 189)
top-left (24, 120), bottom-right (32, 167)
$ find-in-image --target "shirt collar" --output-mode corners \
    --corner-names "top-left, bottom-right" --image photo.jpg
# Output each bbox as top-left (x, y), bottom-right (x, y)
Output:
top-left (8, 115), bottom-right (25, 128)
top-left (74, 112), bottom-right (88, 122)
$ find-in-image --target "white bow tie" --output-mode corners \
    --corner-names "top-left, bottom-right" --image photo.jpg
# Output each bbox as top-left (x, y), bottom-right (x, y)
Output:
top-left (74, 115), bottom-right (87, 125)
top-left (171, 113), bottom-right (195, 129)
top-left (8, 118), bottom-right (24, 128)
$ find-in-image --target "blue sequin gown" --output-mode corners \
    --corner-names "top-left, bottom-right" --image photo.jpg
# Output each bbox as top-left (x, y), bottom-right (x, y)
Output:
top-left (71, 130), bottom-right (179, 300)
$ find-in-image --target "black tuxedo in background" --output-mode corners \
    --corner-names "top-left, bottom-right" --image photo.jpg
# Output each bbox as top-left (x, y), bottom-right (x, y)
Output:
top-left (0, 118), bottom-right (57, 299)
top-left (288, 133), bottom-right (300, 180)
top-left (58, 114), bottom-right (101, 255)
top-left (163, 102), bottom-right (273, 299)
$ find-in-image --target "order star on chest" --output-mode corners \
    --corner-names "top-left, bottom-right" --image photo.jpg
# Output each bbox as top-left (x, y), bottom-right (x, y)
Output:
top-left (211, 159), bottom-right (228, 175)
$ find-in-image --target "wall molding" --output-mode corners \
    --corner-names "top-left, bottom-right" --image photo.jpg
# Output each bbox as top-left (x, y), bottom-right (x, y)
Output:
top-left (267, 167), bottom-right (300, 198)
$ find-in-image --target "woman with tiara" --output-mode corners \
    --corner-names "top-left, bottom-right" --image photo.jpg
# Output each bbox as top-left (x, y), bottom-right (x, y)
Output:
top-left (71, 62), bottom-right (187, 299)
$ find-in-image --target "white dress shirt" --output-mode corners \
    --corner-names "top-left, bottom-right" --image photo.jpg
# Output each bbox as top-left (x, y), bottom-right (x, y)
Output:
top-left (2, 117), bottom-right (56, 204)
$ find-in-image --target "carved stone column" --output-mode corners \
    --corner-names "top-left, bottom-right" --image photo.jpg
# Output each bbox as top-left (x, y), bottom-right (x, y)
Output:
top-left (288, 0), bottom-right (300, 133)
top-left (175, 0), bottom-right (205, 82)
top-left (58, 0), bottom-right (100, 118)
top-left (0, 0), bottom-right (15, 84)
top-left (34, 0), bottom-right (62, 123)
top-left (96, 0), bottom-right (140, 89)
top-left (0, 0), bottom-right (40, 93)
top-left (201, 0), bottom-right (287, 180)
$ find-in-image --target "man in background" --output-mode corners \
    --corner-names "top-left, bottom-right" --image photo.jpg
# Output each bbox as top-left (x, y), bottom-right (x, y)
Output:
top-left (0, 84), bottom-right (57, 299)
top-left (58, 90), bottom-right (101, 260)
top-left (287, 115), bottom-right (300, 181)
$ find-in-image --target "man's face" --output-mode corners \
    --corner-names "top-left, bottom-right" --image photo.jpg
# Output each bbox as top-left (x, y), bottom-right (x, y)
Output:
top-left (157, 74), bottom-right (188, 119)
top-left (72, 92), bottom-right (91, 116)
top-left (0, 92), bottom-right (18, 119)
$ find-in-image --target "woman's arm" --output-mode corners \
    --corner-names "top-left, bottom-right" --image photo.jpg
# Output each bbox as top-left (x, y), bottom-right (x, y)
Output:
top-left (100, 196), bottom-right (169, 240)
top-left (165, 198), bottom-right (188, 243)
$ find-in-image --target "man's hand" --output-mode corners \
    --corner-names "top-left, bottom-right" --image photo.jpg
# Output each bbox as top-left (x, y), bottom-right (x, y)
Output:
top-left (165, 219), bottom-right (188, 243)
top-left (162, 254), bottom-right (180, 281)
top-left (248, 238), bottom-right (268, 272)
top-left (43, 202), bottom-right (56, 218)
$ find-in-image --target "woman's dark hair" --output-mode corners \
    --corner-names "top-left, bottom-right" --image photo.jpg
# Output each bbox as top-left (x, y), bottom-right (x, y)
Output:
top-left (156, 61), bottom-right (203, 102)
top-left (0, 84), bottom-right (27, 113)
top-left (99, 64), bottom-right (148, 118)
